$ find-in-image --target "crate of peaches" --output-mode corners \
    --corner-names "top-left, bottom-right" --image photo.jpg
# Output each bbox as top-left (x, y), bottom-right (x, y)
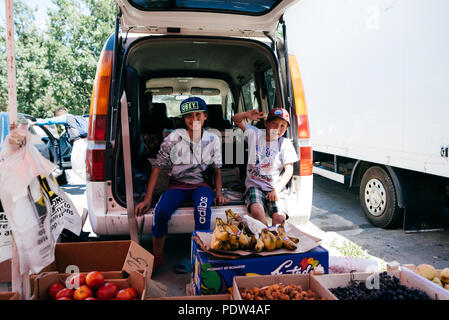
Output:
top-left (32, 270), bottom-right (144, 300)
top-left (232, 274), bottom-right (337, 300)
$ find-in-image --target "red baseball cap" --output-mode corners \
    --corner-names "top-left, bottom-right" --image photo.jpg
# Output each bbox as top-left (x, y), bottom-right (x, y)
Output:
top-left (267, 108), bottom-right (290, 125)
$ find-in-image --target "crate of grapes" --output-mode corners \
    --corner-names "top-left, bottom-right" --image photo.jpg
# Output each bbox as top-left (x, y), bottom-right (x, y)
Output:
top-left (311, 265), bottom-right (449, 300)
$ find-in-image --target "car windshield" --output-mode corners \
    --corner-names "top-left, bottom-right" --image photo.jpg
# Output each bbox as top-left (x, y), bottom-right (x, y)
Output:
top-left (153, 95), bottom-right (222, 118)
top-left (129, 0), bottom-right (281, 14)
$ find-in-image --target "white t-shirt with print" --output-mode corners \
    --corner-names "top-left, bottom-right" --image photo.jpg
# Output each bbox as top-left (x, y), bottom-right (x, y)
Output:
top-left (154, 129), bottom-right (222, 185)
top-left (244, 124), bottom-right (299, 192)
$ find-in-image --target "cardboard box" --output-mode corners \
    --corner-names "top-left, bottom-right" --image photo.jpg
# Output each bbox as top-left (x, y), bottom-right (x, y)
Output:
top-left (31, 271), bottom-right (146, 300)
top-left (0, 291), bottom-right (19, 300)
top-left (400, 264), bottom-right (449, 297)
top-left (193, 223), bottom-right (321, 259)
top-left (232, 274), bottom-right (337, 300)
top-left (0, 259), bottom-right (11, 283)
top-left (147, 294), bottom-right (231, 300)
top-left (312, 267), bottom-right (449, 300)
top-left (40, 240), bottom-right (153, 276)
top-left (191, 232), bottom-right (329, 296)
top-left (29, 240), bottom-right (155, 299)
top-left (145, 280), bottom-right (231, 300)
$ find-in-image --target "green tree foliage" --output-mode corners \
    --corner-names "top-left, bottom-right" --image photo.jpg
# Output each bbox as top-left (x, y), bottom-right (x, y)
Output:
top-left (0, 0), bottom-right (115, 117)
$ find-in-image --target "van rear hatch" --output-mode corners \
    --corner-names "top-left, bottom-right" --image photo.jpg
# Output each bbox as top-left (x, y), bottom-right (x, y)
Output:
top-left (115, 0), bottom-right (299, 36)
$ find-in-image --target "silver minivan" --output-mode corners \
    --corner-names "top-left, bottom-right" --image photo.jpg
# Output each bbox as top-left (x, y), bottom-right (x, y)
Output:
top-left (86, 0), bottom-right (314, 238)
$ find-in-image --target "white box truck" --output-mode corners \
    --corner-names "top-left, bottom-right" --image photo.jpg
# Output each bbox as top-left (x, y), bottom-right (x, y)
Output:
top-left (285, 0), bottom-right (449, 231)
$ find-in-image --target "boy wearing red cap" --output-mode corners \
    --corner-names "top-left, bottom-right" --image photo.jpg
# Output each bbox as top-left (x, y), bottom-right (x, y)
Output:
top-left (232, 108), bottom-right (298, 226)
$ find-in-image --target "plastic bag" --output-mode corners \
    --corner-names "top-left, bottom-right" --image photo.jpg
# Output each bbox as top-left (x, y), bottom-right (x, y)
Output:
top-left (0, 208), bottom-right (11, 263)
top-left (328, 256), bottom-right (380, 274)
top-left (0, 124), bottom-right (81, 274)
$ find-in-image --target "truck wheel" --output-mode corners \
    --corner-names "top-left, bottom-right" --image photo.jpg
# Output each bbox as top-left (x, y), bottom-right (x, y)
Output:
top-left (359, 166), bottom-right (402, 229)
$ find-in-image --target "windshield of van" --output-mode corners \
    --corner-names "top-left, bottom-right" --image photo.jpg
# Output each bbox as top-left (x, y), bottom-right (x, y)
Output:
top-left (129, 0), bottom-right (281, 14)
top-left (153, 95), bottom-right (222, 118)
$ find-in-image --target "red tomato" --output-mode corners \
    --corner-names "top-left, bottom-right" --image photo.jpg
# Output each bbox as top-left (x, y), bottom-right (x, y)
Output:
top-left (96, 282), bottom-right (119, 300)
top-left (73, 285), bottom-right (94, 300)
top-left (55, 288), bottom-right (74, 300)
top-left (85, 271), bottom-right (104, 289)
top-left (48, 282), bottom-right (65, 300)
top-left (123, 287), bottom-right (138, 300)
top-left (57, 297), bottom-right (71, 300)
top-left (84, 297), bottom-right (97, 300)
top-left (115, 289), bottom-right (132, 300)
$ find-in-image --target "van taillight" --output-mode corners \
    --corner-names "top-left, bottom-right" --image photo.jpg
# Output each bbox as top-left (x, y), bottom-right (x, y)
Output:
top-left (299, 146), bottom-right (313, 176)
top-left (289, 54), bottom-right (313, 176)
top-left (87, 40), bottom-right (112, 182)
top-left (86, 115), bottom-right (107, 181)
top-left (86, 146), bottom-right (106, 181)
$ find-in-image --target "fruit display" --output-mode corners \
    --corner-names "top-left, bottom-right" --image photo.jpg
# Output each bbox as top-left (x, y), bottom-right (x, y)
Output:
top-left (47, 271), bottom-right (139, 300)
top-left (239, 284), bottom-right (326, 300)
top-left (329, 271), bottom-right (431, 300)
top-left (210, 209), bottom-right (299, 252)
top-left (415, 264), bottom-right (449, 290)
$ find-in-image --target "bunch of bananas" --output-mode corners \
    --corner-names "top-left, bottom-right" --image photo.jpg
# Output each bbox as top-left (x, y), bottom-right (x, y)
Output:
top-left (210, 209), bottom-right (253, 251)
top-left (210, 209), bottom-right (299, 252)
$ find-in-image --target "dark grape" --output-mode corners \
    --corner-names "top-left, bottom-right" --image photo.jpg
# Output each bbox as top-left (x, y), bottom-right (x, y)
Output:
top-left (329, 272), bottom-right (432, 300)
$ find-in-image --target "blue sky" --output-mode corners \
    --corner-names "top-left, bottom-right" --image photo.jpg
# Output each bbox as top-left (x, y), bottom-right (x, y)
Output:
top-left (1, 0), bottom-right (55, 30)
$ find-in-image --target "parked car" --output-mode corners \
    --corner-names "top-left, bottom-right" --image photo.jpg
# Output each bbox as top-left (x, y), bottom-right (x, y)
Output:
top-left (0, 112), bottom-right (71, 185)
top-left (86, 0), bottom-right (314, 236)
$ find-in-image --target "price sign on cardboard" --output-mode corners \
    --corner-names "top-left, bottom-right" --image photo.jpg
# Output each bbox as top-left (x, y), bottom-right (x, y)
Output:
top-left (123, 241), bottom-right (154, 276)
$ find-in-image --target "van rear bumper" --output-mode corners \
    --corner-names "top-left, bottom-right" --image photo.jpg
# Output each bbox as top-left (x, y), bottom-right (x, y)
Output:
top-left (87, 175), bottom-right (314, 236)
top-left (86, 181), bottom-right (249, 236)
top-left (106, 205), bottom-right (248, 235)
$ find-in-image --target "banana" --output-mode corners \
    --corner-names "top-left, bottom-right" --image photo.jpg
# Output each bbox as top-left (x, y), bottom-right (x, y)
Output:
top-left (237, 230), bottom-right (250, 249)
top-left (248, 235), bottom-right (257, 250)
top-left (223, 225), bottom-right (238, 246)
top-left (226, 211), bottom-right (241, 229)
top-left (225, 223), bottom-right (240, 235)
top-left (225, 209), bottom-right (242, 221)
top-left (213, 218), bottom-right (230, 241)
top-left (254, 237), bottom-right (265, 252)
top-left (220, 219), bottom-right (240, 247)
top-left (288, 236), bottom-right (299, 244)
top-left (277, 223), bottom-right (297, 250)
top-left (275, 234), bottom-right (283, 249)
top-left (221, 241), bottom-right (231, 251)
top-left (261, 229), bottom-right (277, 251)
top-left (210, 233), bottom-right (222, 250)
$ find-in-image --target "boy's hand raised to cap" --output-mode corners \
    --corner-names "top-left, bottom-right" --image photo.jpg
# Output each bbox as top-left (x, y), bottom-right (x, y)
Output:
top-left (246, 109), bottom-right (266, 121)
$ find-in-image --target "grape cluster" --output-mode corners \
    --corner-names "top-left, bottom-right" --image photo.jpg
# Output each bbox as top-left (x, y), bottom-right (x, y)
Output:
top-left (330, 271), bottom-right (432, 300)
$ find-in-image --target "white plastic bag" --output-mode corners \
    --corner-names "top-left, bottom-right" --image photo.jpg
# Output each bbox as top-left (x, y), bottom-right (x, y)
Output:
top-left (0, 210), bottom-right (11, 263)
top-left (328, 256), bottom-right (380, 274)
top-left (0, 124), bottom-right (81, 274)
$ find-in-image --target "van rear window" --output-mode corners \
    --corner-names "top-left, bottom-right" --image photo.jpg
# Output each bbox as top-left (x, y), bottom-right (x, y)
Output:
top-left (129, 0), bottom-right (281, 15)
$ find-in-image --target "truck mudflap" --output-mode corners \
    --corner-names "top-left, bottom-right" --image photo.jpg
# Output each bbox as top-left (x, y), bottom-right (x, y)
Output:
top-left (398, 169), bottom-right (449, 232)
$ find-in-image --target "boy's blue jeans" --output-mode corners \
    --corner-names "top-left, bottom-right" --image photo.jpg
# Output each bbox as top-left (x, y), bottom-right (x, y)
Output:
top-left (152, 186), bottom-right (214, 237)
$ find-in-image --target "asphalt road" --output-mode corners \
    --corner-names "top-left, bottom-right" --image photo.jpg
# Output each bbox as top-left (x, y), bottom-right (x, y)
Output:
top-left (306, 175), bottom-right (449, 269)
top-left (61, 171), bottom-right (449, 296)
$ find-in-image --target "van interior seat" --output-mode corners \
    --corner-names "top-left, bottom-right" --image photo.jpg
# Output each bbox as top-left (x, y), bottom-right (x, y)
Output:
top-left (149, 102), bottom-right (174, 133)
top-left (206, 104), bottom-right (231, 131)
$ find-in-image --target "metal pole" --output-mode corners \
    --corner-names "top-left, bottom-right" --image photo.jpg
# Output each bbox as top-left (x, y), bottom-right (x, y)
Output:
top-left (5, 0), bottom-right (17, 126)
top-left (120, 92), bottom-right (140, 244)
top-left (4, 0), bottom-right (30, 299)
